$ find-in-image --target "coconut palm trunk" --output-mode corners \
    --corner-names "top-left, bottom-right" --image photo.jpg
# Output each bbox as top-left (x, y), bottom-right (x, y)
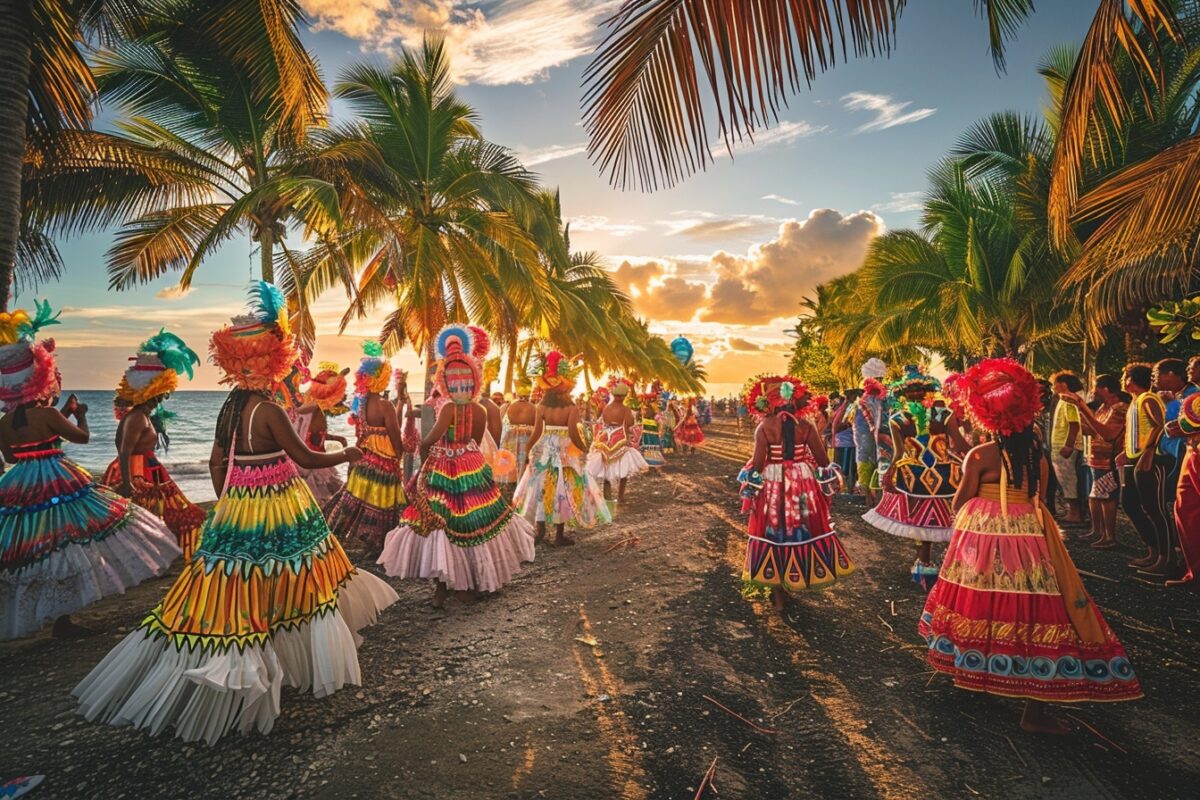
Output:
top-left (0, 0), bottom-right (32, 311)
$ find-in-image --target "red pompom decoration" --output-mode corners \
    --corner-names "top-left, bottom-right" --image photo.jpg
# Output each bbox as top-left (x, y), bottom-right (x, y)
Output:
top-left (955, 358), bottom-right (1042, 436)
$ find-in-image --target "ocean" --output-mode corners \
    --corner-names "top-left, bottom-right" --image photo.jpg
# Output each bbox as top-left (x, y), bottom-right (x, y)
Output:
top-left (60, 390), bottom-right (357, 503)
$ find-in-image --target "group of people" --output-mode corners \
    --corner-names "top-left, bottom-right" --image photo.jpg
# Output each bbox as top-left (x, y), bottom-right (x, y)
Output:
top-left (0, 284), bottom-right (710, 746)
top-left (737, 358), bottom-right (1145, 733)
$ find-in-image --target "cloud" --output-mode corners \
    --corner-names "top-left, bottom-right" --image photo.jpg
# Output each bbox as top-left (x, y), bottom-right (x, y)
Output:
top-left (762, 194), bottom-right (800, 207)
top-left (301, 0), bottom-right (618, 85)
top-left (662, 212), bottom-right (783, 241)
top-left (518, 142), bottom-right (588, 166)
top-left (712, 120), bottom-right (827, 158)
top-left (701, 209), bottom-right (884, 325)
top-left (841, 92), bottom-right (936, 134)
top-left (727, 337), bottom-right (761, 352)
top-left (569, 215), bottom-right (645, 237)
top-left (609, 259), bottom-right (707, 322)
top-left (872, 191), bottom-right (924, 214)
top-left (155, 285), bottom-right (193, 300)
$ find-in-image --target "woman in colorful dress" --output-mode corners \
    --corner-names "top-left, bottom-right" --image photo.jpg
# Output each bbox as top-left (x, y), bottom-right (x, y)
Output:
top-left (103, 330), bottom-right (206, 561)
top-left (862, 366), bottom-right (963, 589)
top-left (738, 376), bottom-right (855, 612)
top-left (514, 352), bottom-right (611, 545)
top-left (378, 325), bottom-right (536, 607)
top-left (659, 391), bottom-right (679, 455)
top-left (323, 342), bottom-right (408, 556)
top-left (74, 283), bottom-right (398, 744)
top-left (496, 376), bottom-right (536, 493)
top-left (921, 359), bottom-right (1141, 733)
top-left (586, 376), bottom-right (648, 513)
top-left (638, 387), bottom-right (666, 468)
top-left (293, 363), bottom-right (351, 504)
top-left (675, 397), bottom-right (705, 454)
top-left (0, 303), bottom-right (180, 640)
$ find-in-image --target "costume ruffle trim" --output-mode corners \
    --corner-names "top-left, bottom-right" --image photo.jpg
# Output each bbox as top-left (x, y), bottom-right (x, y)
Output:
top-left (377, 515), bottom-right (536, 592)
top-left (586, 448), bottom-right (649, 483)
top-left (862, 508), bottom-right (953, 543)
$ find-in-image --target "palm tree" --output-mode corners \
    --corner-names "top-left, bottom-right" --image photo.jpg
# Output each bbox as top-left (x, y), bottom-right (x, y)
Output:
top-left (297, 40), bottom-right (553, 407)
top-left (23, 0), bottom-right (331, 330)
top-left (582, 0), bottom-right (1178, 192)
top-left (0, 0), bottom-right (155, 309)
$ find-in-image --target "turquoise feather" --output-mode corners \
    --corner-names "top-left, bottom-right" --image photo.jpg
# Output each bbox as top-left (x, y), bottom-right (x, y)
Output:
top-left (248, 281), bottom-right (286, 325)
top-left (141, 329), bottom-right (200, 379)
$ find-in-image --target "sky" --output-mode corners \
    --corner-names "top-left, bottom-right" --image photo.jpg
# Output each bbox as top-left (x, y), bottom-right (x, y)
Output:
top-left (18, 1), bottom-right (1095, 395)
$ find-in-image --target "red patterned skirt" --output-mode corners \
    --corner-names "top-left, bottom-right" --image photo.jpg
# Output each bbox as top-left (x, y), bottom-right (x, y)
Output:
top-left (104, 453), bottom-right (205, 560)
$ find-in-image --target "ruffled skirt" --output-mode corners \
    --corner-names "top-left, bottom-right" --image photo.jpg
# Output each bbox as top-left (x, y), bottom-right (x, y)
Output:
top-left (379, 441), bottom-right (535, 591)
top-left (586, 425), bottom-right (649, 483)
top-left (863, 489), bottom-right (954, 542)
top-left (919, 495), bottom-right (1141, 702)
top-left (2, 453), bottom-right (180, 640)
top-left (514, 431), bottom-right (611, 528)
top-left (323, 449), bottom-right (406, 551)
top-left (73, 456), bottom-right (398, 744)
top-left (104, 454), bottom-right (206, 560)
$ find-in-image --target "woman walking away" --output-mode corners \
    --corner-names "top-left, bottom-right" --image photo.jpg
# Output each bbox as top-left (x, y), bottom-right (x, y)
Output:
top-left (514, 352), bottom-right (611, 545)
top-left (922, 359), bottom-right (1141, 734)
top-left (378, 325), bottom-right (536, 607)
top-left (1, 303), bottom-right (179, 640)
top-left (74, 283), bottom-right (397, 745)
top-left (739, 375), bottom-right (855, 613)
top-left (104, 329), bottom-right (206, 560)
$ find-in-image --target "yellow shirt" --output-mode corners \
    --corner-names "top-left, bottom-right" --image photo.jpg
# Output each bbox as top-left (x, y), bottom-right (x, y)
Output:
top-left (1051, 400), bottom-right (1080, 451)
top-left (1125, 392), bottom-right (1165, 460)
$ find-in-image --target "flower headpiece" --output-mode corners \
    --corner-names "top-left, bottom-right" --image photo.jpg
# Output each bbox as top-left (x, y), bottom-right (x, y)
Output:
top-left (744, 374), bottom-right (808, 417)
top-left (0, 300), bottom-right (62, 412)
top-left (434, 324), bottom-right (482, 404)
top-left (114, 329), bottom-right (199, 412)
top-left (590, 385), bottom-right (612, 409)
top-left (529, 350), bottom-right (580, 395)
top-left (891, 364), bottom-right (940, 396)
top-left (607, 375), bottom-right (634, 398)
top-left (952, 358), bottom-right (1041, 436)
top-left (350, 340), bottom-right (392, 423)
top-left (862, 377), bottom-right (887, 399)
top-left (210, 282), bottom-right (297, 391)
top-left (305, 362), bottom-right (350, 415)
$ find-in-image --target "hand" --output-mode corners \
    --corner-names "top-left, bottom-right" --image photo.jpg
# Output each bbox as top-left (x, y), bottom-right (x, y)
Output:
top-left (62, 393), bottom-right (79, 415)
top-left (1136, 453), bottom-right (1153, 473)
top-left (1059, 446), bottom-right (1073, 460)
top-left (1166, 420), bottom-right (1184, 439)
top-left (1058, 391), bottom-right (1082, 406)
top-left (342, 446), bottom-right (363, 464)
top-left (75, 402), bottom-right (88, 417)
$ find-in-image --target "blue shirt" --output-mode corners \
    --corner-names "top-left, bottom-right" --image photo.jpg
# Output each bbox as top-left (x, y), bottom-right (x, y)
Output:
top-left (1160, 384), bottom-right (1199, 459)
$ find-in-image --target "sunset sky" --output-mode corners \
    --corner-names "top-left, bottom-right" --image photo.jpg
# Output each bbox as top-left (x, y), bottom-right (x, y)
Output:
top-left (17, 1), bottom-right (1091, 395)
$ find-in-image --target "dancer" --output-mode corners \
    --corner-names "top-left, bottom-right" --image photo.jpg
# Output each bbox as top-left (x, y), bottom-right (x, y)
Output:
top-left (852, 359), bottom-right (888, 508)
top-left (74, 283), bottom-right (398, 744)
top-left (496, 376), bottom-right (536, 491)
top-left (659, 390), bottom-right (679, 455)
top-left (323, 342), bottom-right (407, 556)
top-left (586, 376), bottom-right (648, 513)
top-left (921, 359), bottom-right (1141, 733)
top-left (293, 363), bottom-right (351, 504)
top-left (104, 330), bottom-right (206, 560)
top-left (1, 303), bottom-right (180, 640)
top-left (676, 397), bottom-right (705, 454)
top-left (738, 375), bottom-right (855, 612)
top-left (378, 325), bottom-right (535, 606)
top-left (863, 366), bottom-right (961, 589)
top-left (514, 351), bottom-right (611, 545)
top-left (1168, 389), bottom-right (1200, 586)
top-left (638, 386), bottom-right (666, 468)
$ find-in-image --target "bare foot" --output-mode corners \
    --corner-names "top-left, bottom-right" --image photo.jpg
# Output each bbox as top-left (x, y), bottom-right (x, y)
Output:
top-left (431, 582), bottom-right (448, 609)
top-left (1090, 539), bottom-right (1118, 550)
top-left (1165, 577), bottom-right (1195, 587)
top-left (551, 535), bottom-right (576, 547)
top-left (1020, 702), bottom-right (1072, 735)
top-left (770, 589), bottom-right (786, 612)
top-left (454, 590), bottom-right (482, 605)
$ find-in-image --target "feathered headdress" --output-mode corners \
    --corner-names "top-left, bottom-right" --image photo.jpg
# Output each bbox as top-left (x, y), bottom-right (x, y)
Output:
top-left (350, 340), bottom-right (392, 423)
top-left (210, 282), bottom-right (297, 391)
top-left (434, 323), bottom-right (482, 404)
top-left (468, 326), bottom-right (491, 359)
top-left (670, 336), bottom-right (694, 366)
top-left (529, 350), bottom-right (580, 395)
top-left (114, 329), bottom-right (200, 410)
top-left (744, 374), bottom-right (808, 417)
top-left (891, 364), bottom-right (940, 396)
top-left (860, 357), bottom-right (887, 380)
top-left (953, 358), bottom-right (1041, 436)
top-left (862, 377), bottom-right (887, 399)
top-left (305, 362), bottom-right (350, 415)
top-left (0, 300), bottom-right (62, 412)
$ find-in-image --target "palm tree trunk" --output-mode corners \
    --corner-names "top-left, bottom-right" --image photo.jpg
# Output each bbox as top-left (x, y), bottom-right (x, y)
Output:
top-left (421, 337), bottom-right (437, 437)
top-left (260, 225), bottom-right (275, 283)
top-left (503, 329), bottom-right (517, 393)
top-left (0, 0), bottom-right (32, 312)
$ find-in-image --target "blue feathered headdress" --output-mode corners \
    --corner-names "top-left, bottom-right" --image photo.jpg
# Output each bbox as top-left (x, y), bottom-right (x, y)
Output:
top-left (670, 336), bottom-right (694, 366)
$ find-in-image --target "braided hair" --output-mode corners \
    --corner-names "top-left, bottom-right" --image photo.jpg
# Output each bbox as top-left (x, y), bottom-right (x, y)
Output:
top-left (995, 425), bottom-right (1039, 497)
top-left (214, 388), bottom-right (269, 454)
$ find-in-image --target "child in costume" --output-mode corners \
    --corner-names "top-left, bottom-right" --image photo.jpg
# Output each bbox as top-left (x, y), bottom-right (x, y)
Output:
top-left (323, 342), bottom-right (408, 555)
top-left (104, 330), bottom-right (206, 560)
top-left (74, 283), bottom-right (398, 744)
top-left (862, 366), bottom-right (962, 589)
top-left (920, 359), bottom-right (1141, 733)
top-left (293, 363), bottom-right (351, 503)
top-left (378, 325), bottom-right (536, 607)
top-left (738, 376), bottom-right (855, 612)
top-left (638, 387), bottom-right (666, 468)
top-left (586, 376), bottom-right (649, 512)
top-left (514, 352), bottom-right (612, 545)
top-left (0, 303), bottom-right (180, 640)
top-left (675, 397), bottom-right (705, 453)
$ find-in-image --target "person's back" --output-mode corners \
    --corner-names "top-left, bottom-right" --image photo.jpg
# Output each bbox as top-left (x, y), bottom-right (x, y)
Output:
top-left (541, 403), bottom-right (575, 428)
top-left (506, 398), bottom-right (536, 426)
top-left (601, 400), bottom-right (632, 428)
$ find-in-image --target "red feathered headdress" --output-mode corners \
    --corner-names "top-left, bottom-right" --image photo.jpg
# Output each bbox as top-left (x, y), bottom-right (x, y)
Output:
top-left (954, 358), bottom-right (1041, 436)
